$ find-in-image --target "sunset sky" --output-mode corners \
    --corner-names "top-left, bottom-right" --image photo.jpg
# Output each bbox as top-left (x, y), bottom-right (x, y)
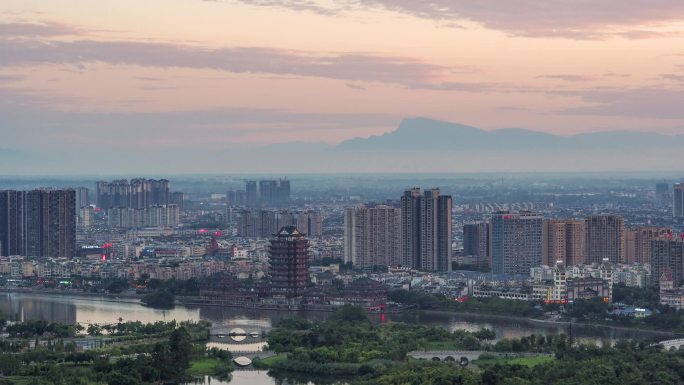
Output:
top-left (2, 0), bottom-right (684, 170)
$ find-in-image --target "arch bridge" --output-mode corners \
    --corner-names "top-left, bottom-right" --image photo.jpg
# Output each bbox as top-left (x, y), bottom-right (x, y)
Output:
top-left (659, 338), bottom-right (684, 350)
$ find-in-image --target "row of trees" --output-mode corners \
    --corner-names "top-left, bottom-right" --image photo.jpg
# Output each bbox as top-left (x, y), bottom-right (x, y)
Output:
top-left (0, 319), bottom-right (219, 385)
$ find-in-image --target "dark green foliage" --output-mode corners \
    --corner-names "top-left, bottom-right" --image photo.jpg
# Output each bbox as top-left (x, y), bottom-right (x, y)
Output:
top-left (388, 289), bottom-right (542, 317)
top-left (104, 371), bottom-right (141, 385)
top-left (105, 278), bottom-right (130, 294)
top-left (146, 277), bottom-right (200, 296)
top-left (6, 320), bottom-right (75, 338)
top-left (612, 283), bottom-right (659, 308)
top-left (141, 288), bottom-right (175, 309)
top-left (474, 328), bottom-right (497, 340)
top-left (330, 304), bottom-right (371, 323)
top-left (566, 298), bottom-right (610, 321)
top-left (268, 306), bottom-right (498, 366)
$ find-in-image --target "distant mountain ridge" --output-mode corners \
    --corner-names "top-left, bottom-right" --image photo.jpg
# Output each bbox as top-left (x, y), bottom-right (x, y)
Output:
top-left (1, 118), bottom-right (683, 173)
top-left (336, 117), bottom-right (683, 152)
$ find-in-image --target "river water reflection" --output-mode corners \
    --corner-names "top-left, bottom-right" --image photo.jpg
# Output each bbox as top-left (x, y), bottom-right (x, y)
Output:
top-left (0, 292), bottom-right (678, 384)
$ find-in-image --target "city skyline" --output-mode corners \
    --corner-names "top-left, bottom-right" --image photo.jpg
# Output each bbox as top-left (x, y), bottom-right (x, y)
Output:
top-left (2, 1), bottom-right (684, 173)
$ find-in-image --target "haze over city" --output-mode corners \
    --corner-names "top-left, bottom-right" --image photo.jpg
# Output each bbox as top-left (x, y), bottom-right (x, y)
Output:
top-left (4, 2), bottom-right (684, 384)
top-left (2, 1), bottom-right (684, 173)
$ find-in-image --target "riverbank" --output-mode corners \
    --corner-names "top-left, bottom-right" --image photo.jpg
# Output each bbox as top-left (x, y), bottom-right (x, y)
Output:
top-left (416, 308), bottom-right (683, 339)
top-left (0, 287), bottom-right (143, 304)
top-left (179, 296), bottom-right (415, 313)
top-left (2, 288), bottom-right (681, 339)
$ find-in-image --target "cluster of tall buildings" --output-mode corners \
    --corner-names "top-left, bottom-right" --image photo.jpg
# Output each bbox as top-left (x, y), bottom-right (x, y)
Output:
top-left (225, 179), bottom-right (291, 207)
top-left (344, 188), bottom-right (452, 271)
top-left (0, 189), bottom-right (76, 258)
top-left (464, 212), bottom-right (682, 277)
top-left (236, 209), bottom-right (322, 238)
top-left (96, 179), bottom-right (172, 210)
top-left (107, 204), bottom-right (180, 228)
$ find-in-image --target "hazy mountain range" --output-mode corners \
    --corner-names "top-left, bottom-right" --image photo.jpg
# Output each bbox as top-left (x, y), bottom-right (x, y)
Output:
top-left (3, 117), bottom-right (684, 174)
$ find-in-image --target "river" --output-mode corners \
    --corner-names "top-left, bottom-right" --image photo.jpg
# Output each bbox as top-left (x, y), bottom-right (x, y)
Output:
top-left (0, 292), bottom-right (677, 385)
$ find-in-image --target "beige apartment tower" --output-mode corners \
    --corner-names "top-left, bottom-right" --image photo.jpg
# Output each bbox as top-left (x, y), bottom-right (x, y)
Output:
top-left (542, 219), bottom-right (585, 266)
top-left (344, 205), bottom-right (401, 267)
top-left (625, 227), bottom-right (672, 264)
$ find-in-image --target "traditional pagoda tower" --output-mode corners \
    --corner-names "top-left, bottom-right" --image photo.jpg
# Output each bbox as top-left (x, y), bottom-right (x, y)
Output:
top-left (269, 226), bottom-right (310, 299)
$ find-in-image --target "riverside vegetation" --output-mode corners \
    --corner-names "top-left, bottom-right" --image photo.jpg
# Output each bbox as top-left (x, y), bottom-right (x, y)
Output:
top-left (253, 305), bottom-right (684, 385)
top-left (389, 284), bottom-right (684, 332)
top-left (0, 318), bottom-right (233, 385)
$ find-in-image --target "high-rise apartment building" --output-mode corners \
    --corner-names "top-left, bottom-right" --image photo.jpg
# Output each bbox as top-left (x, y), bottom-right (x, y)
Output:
top-left (675, 183), bottom-right (684, 219)
top-left (24, 189), bottom-right (76, 258)
top-left (344, 205), bottom-right (400, 267)
top-left (463, 222), bottom-right (490, 268)
top-left (276, 179), bottom-right (291, 206)
top-left (237, 209), bottom-right (322, 238)
top-left (170, 191), bottom-right (184, 210)
top-left (96, 179), bottom-right (170, 210)
top-left (248, 179), bottom-right (291, 207)
top-left (278, 210), bottom-right (320, 237)
top-left (75, 187), bottom-right (89, 211)
top-left (542, 219), bottom-right (585, 266)
top-left (0, 190), bottom-right (24, 256)
top-left (79, 206), bottom-right (94, 228)
top-left (226, 190), bottom-right (236, 205)
top-left (584, 214), bottom-right (625, 264)
top-left (108, 204), bottom-right (179, 228)
top-left (400, 188), bottom-right (421, 269)
top-left (245, 181), bottom-right (258, 207)
top-left (490, 211), bottom-right (543, 275)
top-left (400, 188), bottom-right (452, 271)
top-left (269, 226), bottom-right (310, 298)
top-left (2, 189), bottom-right (76, 258)
top-left (259, 180), bottom-right (278, 206)
top-left (234, 190), bottom-right (246, 206)
top-left (627, 227), bottom-right (672, 264)
top-left (651, 237), bottom-right (684, 288)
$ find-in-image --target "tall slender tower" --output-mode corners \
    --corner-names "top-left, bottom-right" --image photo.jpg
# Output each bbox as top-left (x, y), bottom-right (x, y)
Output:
top-left (400, 188), bottom-right (452, 271)
top-left (0, 190), bottom-right (25, 256)
top-left (651, 237), bottom-right (684, 288)
top-left (463, 222), bottom-right (490, 268)
top-left (245, 181), bottom-right (258, 207)
top-left (400, 188), bottom-right (421, 269)
top-left (674, 183), bottom-right (684, 219)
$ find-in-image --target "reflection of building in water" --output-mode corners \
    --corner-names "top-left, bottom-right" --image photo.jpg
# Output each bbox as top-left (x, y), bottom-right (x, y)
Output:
top-left (0, 294), bottom-right (77, 324)
top-left (197, 304), bottom-right (331, 331)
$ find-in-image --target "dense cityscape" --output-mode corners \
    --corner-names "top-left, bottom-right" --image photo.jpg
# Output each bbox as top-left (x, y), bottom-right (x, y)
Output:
top-left (2, 177), bottom-right (684, 308)
top-left (4, 0), bottom-right (684, 384)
